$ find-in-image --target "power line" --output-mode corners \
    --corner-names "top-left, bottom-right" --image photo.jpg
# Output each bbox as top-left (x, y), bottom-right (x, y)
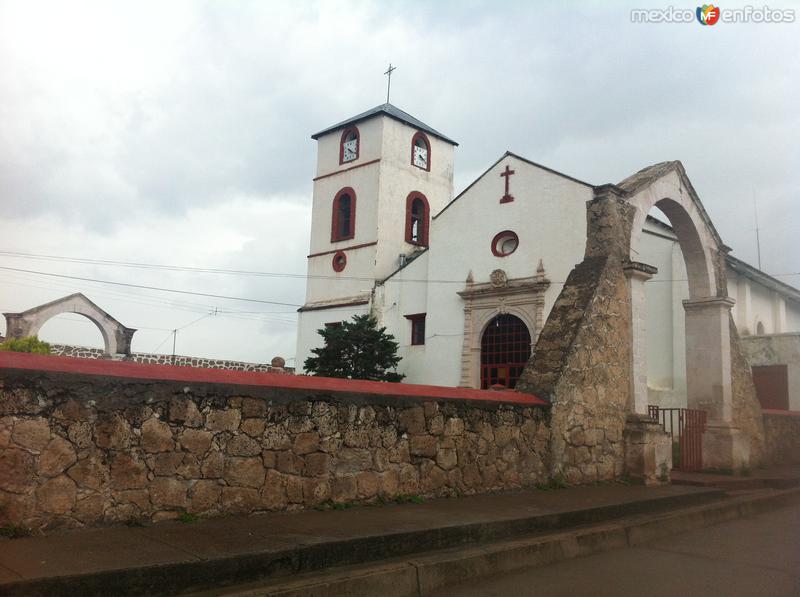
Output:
top-left (0, 265), bottom-right (302, 307)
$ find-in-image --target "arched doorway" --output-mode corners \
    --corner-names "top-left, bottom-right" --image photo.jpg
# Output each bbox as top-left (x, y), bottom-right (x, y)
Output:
top-left (480, 314), bottom-right (531, 389)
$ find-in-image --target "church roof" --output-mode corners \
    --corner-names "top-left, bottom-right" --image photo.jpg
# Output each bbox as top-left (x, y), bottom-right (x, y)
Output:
top-left (311, 103), bottom-right (458, 145)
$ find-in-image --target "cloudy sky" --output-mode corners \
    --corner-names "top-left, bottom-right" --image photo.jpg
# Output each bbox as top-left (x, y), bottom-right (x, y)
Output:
top-left (1, 0), bottom-right (798, 366)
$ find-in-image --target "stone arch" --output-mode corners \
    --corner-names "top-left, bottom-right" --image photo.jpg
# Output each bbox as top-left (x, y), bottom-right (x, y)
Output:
top-left (3, 293), bottom-right (136, 357)
top-left (619, 161), bottom-right (761, 469)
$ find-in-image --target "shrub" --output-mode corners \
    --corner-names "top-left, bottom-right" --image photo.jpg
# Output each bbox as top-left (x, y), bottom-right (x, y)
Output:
top-left (0, 336), bottom-right (51, 355)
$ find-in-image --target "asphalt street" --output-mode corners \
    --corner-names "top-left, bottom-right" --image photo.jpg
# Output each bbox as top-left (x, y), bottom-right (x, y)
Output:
top-left (432, 502), bottom-right (800, 597)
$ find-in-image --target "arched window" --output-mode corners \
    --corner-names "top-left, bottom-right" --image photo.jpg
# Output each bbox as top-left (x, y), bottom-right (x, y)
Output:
top-left (480, 314), bottom-right (531, 389)
top-left (411, 131), bottom-right (431, 171)
top-left (339, 127), bottom-right (360, 164)
top-left (331, 187), bottom-right (356, 242)
top-left (405, 192), bottom-right (430, 246)
top-left (756, 321), bottom-right (765, 335)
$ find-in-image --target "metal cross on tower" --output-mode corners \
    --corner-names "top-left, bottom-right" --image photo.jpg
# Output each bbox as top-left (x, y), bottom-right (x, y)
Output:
top-left (384, 63), bottom-right (397, 103)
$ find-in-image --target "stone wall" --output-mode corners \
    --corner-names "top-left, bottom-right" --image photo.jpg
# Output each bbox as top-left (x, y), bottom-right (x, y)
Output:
top-left (728, 318), bottom-right (766, 465)
top-left (49, 343), bottom-right (293, 374)
top-left (517, 189), bottom-right (641, 484)
top-left (762, 410), bottom-right (800, 464)
top-left (0, 359), bottom-right (549, 532)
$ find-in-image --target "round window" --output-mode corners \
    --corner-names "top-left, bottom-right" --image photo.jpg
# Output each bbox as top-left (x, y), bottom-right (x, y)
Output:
top-left (332, 251), bottom-right (347, 272)
top-left (491, 231), bottom-right (519, 257)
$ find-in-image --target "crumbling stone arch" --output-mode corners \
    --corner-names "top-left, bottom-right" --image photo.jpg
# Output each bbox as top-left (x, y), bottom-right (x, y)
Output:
top-left (619, 162), bottom-right (761, 469)
top-left (518, 162), bottom-right (763, 480)
top-left (4, 293), bottom-right (136, 357)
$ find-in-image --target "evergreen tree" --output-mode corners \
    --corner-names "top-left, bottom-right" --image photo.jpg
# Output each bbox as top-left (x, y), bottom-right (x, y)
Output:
top-left (304, 314), bottom-right (404, 382)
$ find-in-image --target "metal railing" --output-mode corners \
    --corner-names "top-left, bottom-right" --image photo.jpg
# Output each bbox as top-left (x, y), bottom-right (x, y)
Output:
top-left (648, 406), bottom-right (707, 471)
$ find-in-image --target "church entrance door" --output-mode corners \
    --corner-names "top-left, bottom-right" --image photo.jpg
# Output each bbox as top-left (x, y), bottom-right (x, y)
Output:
top-left (480, 314), bottom-right (531, 389)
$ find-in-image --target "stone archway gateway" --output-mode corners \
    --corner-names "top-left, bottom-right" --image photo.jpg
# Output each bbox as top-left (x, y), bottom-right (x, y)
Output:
top-left (517, 161), bottom-right (763, 480)
top-left (4, 293), bottom-right (136, 357)
top-left (619, 162), bottom-right (759, 470)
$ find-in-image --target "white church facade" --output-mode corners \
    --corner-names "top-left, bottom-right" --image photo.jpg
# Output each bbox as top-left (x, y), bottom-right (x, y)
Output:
top-left (295, 104), bottom-right (800, 410)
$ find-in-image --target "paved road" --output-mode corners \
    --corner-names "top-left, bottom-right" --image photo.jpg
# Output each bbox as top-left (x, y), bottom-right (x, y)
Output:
top-left (433, 503), bottom-right (800, 597)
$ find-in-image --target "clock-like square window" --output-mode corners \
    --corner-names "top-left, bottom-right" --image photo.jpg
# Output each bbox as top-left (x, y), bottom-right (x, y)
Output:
top-left (340, 127), bottom-right (360, 164)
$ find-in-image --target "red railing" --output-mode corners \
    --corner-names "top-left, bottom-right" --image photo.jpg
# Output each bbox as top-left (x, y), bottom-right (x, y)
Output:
top-left (648, 406), bottom-right (707, 471)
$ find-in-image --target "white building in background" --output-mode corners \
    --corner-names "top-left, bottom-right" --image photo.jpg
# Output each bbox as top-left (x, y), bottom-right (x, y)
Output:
top-left (295, 104), bottom-right (800, 409)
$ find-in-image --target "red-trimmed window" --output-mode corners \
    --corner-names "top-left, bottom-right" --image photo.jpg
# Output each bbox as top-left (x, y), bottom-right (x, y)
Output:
top-left (331, 250), bottom-right (347, 272)
top-left (491, 230), bottom-right (519, 257)
top-left (405, 313), bottom-right (426, 345)
top-left (331, 187), bottom-right (356, 242)
top-left (339, 127), bottom-right (360, 164)
top-left (411, 131), bottom-right (430, 171)
top-left (405, 192), bottom-right (430, 246)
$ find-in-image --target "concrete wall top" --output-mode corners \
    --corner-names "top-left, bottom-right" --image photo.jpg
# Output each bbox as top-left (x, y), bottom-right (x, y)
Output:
top-left (0, 352), bottom-right (546, 408)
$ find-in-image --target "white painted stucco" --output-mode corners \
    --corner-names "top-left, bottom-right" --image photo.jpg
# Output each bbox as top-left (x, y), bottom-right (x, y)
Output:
top-left (296, 105), bottom-right (800, 408)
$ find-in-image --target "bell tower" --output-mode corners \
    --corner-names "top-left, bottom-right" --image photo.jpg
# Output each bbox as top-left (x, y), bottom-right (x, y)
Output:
top-left (296, 103), bottom-right (457, 369)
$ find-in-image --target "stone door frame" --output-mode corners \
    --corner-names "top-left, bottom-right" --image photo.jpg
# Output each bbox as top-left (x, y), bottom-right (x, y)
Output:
top-left (457, 265), bottom-right (550, 388)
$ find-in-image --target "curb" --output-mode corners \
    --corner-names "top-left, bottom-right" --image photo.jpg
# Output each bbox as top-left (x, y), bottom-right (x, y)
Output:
top-left (0, 488), bottom-right (725, 597)
top-left (221, 487), bottom-right (800, 597)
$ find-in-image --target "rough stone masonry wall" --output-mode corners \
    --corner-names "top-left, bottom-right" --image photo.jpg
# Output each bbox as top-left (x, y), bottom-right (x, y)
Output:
top-left (728, 317), bottom-right (766, 465)
top-left (49, 344), bottom-right (293, 374)
top-left (762, 411), bottom-right (800, 464)
top-left (0, 371), bottom-right (549, 532)
top-left (517, 190), bottom-right (636, 484)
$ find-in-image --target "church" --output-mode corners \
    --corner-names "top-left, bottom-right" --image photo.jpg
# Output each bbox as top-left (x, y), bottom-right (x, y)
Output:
top-left (295, 103), bottom-right (800, 410)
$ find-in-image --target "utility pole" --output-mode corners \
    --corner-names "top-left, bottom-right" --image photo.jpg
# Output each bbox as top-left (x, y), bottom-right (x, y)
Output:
top-left (171, 329), bottom-right (177, 365)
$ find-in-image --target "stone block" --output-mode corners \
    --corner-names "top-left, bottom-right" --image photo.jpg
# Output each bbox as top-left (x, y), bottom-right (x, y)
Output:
top-left (276, 451), bottom-right (304, 475)
top-left (224, 456), bottom-right (266, 488)
top-left (356, 471), bottom-right (379, 498)
top-left (68, 422), bottom-right (93, 449)
top-left (331, 476), bottom-right (357, 503)
top-left (398, 407), bottom-right (426, 434)
top-left (36, 475), bottom-right (76, 514)
top-left (260, 469), bottom-right (286, 510)
top-left (94, 415), bottom-right (132, 450)
top-left (189, 480), bottom-right (222, 513)
top-left (220, 486), bottom-right (259, 514)
top-left (169, 398), bottom-right (203, 427)
top-left (67, 454), bottom-right (108, 490)
top-left (436, 447), bottom-right (457, 471)
top-left (141, 418), bottom-right (174, 453)
top-left (241, 398), bottom-right (267, 418)
top-left (152, 452), bottom-right (185, 476)
top-left (0, 489), bottom-right (32, 525)
top-left (179, 429), bottom-right (213, 456)
top-left (112, 489), bottom-right (150, 511)
top-left (335, 448), bottom-right (373, 473)
top-left (241, 418), bottom-right (266, 438)
top-left (302, 478), bottom-right (331, 505)
top-left (12, 418), bottom-right (50, 451)
top-left (37, 436), bottom-right (77, 477)
top-left (150, 478), bottom-right (189, 509)
top-left (201, 451), bottom-right (224, 478)
top-left (443, 418), bottom-right (465, 437)
top-left (110, 453), bottom-right (148, 490)
top-left (305, 452), bottom-right (330, 477)
top-left (205, 409), bottom-right (241, 433)
top-left (227, 434), bottom-right (262, 457)
top-left (74, 494), bottom-right (105, 524)
top-left (293, 431), bottom-right (320, 455)
top-left (410, 435), bottom-right (437, 458)
top-left (286, 474), bottom-right (303, 503)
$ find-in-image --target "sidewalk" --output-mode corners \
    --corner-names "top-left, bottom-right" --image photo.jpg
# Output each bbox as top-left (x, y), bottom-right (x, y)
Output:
top-left (0, 479), bottom-right (797, 597)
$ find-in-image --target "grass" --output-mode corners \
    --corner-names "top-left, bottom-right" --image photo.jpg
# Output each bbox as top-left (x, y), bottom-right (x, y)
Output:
top-left (535, 474), bottom-right (567, 491)
top-left (179, 512), bottom-right (200, 523)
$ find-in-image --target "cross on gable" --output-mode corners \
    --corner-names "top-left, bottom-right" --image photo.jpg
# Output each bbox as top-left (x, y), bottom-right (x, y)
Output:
top-left (500, 164), bottom-right (515, 204)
